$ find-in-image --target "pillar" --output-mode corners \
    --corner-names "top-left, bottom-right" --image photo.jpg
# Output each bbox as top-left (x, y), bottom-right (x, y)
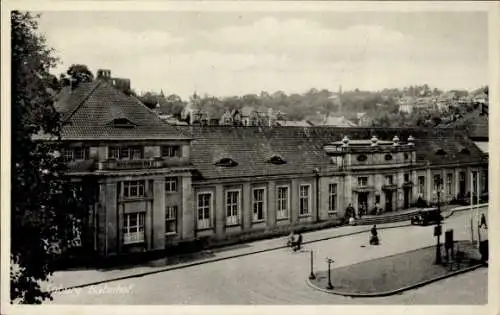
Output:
top-left (268, 180), bottom-right (277, 228)
top-left (104, 182), bottom-right (118, 256)
top-left (215, 184), bottom-right (225, 238)
top-left (243, 182), bottom-right (252, 230)
top-left (426, 168), bottom-right (432, 203)
top-left (181, 176), bottom-right (194, 240)
top-left (151, 178), bottom-right (165, 250)
top-left (291, 179), bottom-right (299, 224)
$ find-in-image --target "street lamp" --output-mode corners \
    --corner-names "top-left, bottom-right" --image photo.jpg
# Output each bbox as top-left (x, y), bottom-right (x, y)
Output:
top-left (308, 250), bottom-right (316, 280)
top-left (326, 258), bottom-right (335, 290)
top-left (433, 179), bottom-right (444, 265)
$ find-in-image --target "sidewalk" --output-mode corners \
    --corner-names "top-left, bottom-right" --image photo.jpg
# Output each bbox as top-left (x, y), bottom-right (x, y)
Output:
top-left (44, 204), bottom-right (487, 293)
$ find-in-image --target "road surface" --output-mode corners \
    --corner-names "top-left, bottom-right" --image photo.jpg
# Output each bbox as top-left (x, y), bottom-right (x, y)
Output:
top-left (49, 209), bottom-right (488, 304)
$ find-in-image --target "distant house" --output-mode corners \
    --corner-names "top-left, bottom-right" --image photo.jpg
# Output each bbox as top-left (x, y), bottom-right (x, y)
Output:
top-left (220, 110), bottom-right (234, 126)
top-left (399, 96), bottom-right (436, 114)
top-left (473, 93), bottom-right (488, 105)
top-left (356, 112), bottom-right (372, 127)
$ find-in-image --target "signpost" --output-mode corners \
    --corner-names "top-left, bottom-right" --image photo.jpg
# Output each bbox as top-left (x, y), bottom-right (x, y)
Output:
top-left (309, 250), bottom-right (316, 280)
top-left (326, 258), bottom-right (334, 290)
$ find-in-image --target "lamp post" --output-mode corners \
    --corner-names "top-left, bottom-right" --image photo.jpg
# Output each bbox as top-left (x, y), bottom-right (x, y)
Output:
top-left (308, 250), bottom-right (316, 280)
top-left (433, 180), bottom-right (444, 265)
top-left (326, 258), bottom-right (334, 290)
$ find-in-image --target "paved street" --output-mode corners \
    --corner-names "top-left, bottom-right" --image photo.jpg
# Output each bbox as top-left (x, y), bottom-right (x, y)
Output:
top-left (49, 209), bottom-right (488, 305)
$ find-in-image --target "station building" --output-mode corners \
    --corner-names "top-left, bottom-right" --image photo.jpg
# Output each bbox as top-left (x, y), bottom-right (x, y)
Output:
top-left (47, 71), bottom-right (488, 258)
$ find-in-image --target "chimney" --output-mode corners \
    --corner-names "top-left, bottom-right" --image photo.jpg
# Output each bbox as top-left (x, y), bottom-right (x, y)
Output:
top-left (97, 69), bottom-right (112, 81)
top-left (112, 78), bottom-right (132, 95)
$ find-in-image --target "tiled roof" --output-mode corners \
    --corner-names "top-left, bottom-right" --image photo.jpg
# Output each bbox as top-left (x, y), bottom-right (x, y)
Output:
top-left (440, 109), bottom-right (488, 140)
top-left (180, 126), bottom-right (487, 180)
top-left (53, 80), bottom-right (190, 140)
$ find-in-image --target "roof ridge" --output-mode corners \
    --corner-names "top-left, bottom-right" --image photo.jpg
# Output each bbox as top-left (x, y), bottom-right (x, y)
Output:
top-left (62, 81), bottom-right (102, 122)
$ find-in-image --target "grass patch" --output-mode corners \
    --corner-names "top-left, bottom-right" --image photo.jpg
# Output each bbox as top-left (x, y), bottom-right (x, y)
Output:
top-left (310, 240), bottom-right (483, 295)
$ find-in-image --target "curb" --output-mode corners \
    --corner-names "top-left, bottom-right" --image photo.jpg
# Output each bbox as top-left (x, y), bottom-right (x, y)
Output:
top-left (47, 205), bottom-right (487, 294)
top-left (306, 263), bottom-right (485, 298)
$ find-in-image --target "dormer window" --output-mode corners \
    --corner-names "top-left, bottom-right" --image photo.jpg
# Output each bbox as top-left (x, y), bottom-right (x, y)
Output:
top-left (267, 155), bottom-right (287, 165)
top-left (215, 158), bottom-right (238, 167)
top-left (435, 148), bottom-right (446, 155)
top-left (384, 154), bottom-right (393, 161)
top-left (357, 154), bottom-right (367, 162)
top-left (109, 118), bottom-right (136, 128)
top-left (458, 146), bottom-right (470, 154)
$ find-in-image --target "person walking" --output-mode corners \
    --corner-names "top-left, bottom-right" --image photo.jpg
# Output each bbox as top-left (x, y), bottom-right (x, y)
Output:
top-left (370, 224), bottom-right (379, 245)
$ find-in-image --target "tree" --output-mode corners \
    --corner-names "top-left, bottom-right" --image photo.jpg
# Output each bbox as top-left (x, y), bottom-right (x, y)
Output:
top-left (11, 11), bottom-right (88, 304)
top-left (66, 64), bottom-right (94, 85)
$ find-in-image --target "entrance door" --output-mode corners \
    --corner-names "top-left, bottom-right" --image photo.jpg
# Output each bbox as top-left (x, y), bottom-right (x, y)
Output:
top-left (385, 191), bottom-right (393, 212)
top-left (358, 192), bottom-right (368, 215)
top-left (403, 188), bottom-right (411, 209)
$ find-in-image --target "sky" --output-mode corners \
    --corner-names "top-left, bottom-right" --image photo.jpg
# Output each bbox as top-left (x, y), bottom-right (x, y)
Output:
top-left (36, 11), bottom-right (488, 99)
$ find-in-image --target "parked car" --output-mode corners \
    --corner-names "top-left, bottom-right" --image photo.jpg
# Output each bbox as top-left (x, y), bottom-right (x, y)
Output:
top-left (410, 208), bottom-right (444, 226)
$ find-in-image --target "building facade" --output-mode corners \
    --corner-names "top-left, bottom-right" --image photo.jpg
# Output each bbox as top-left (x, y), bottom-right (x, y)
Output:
top-left (48, 72), bottom-right (488, 258)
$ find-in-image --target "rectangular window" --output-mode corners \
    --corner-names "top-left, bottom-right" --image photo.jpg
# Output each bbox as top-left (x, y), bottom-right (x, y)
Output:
top-left (73, 147), bottom-right (87, 160)
top-left (123, 212), bottom-right (145, 244)
top-left (252, 188), bottom-right (265, 222)
top-left (225, 190), bottom-right (240, 226)
top-left (120, 147), bottom-right (130, 160)
top-left (299, 184), bottom-right (310, 215)
top-left (197, 193), bottom-right (212, 229)
top-left (63, 147), bottom-right (87, 161)
top-left (418, 176), bottom-right (425, 195)
top-left (108, 147), bottom-right (120, 159)
top-left (165, 206), bottom-right (177, 235)
top-left (123, 180), bottom-right (146, 198)
top-left (165, 177), bottom-right (178, 192)
top-left (328, 183), bottom-right (337, 212)
top-left (109, 146), bottom-right (143, 160)
top-left (161, 145), bottom-right (181, 157)
top-left (433, 175), bottom-right (441, 192)
top-left (277, 186), bottom-right (289, 219)
top-left (459, 172), bottom-right (465, 182)
top-left (385, 175), bottom-right (394, 185)
top-left (404, 173), bottom-right (410, 182)
top-left (446, 173), bottom-right (453, 195)
top-left (358, 177), bottom-right (368, 186)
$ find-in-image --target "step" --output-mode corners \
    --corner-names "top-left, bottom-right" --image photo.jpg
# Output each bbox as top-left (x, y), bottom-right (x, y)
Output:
top-left (357, 212), bottom-right (416, 225)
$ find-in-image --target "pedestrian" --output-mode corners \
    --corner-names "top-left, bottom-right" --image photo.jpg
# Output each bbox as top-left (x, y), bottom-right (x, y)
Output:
top-left (479, 213), bottom-right (487, 229)
top-left (370, 224), bottom-right (379, 245)
top-left (294, 233), bottom-right (303, 251)
top-left (287, 230), bottom-right (295, 248)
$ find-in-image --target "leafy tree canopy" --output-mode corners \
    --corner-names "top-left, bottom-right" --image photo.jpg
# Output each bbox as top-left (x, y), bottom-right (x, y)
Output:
top-left (11, 11), bottom-right (90, 304)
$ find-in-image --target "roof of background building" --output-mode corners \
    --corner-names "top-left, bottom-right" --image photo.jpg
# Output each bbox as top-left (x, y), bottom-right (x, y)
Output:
top-left (179, 126), bottom-right (487, 180)
top-left (440, 108), bottom-right (488, 140)
top-left (52, 80), bottom-right (190, 140)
